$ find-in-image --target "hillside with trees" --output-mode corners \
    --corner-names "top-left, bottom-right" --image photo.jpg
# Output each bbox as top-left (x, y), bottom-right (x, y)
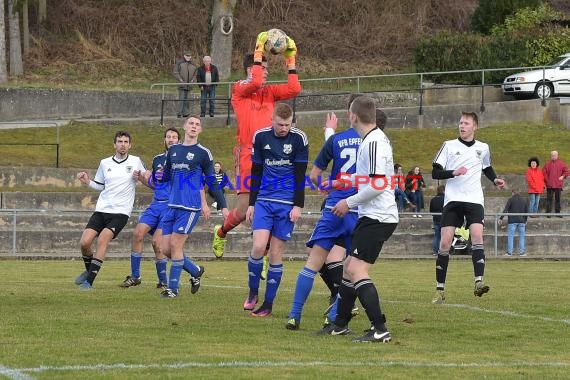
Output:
top-left (0, 0), bottom-right (568, 88)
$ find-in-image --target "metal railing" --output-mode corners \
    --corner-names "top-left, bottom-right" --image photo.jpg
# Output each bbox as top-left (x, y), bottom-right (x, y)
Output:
top-left (151, 64), bottom-right (562, 125)
top-left (0, 122), bottom-right (62, 167)
top-left (1, 208), bottom-right (567, 258)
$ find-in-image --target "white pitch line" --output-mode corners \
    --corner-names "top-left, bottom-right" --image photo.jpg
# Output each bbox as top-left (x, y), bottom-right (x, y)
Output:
top-left (206, 284), bottom-right (570, 326)
top-left (0, 365), bottom-right (36, 380)
top-left (17, 360), bottom-right (570, 374)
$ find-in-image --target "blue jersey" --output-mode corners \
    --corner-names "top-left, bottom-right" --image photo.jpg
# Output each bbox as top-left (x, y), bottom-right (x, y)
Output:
top-left (251, 127), bottom-right (309, 204)
top-left (151, 152), bottom-right (170, 202)
top-left (314, 128), bottom-right (360, 209)
top-left (163, 143), bottom-right (226, 211)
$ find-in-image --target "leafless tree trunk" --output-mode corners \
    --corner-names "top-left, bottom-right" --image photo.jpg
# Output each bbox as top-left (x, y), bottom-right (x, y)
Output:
top-left (38, 0), bottom-right (46, 22)
top-left (210, 0), bottom-right (237, 80)
top-left (0, 0), bottom-right (7, 82)
top-left (22, 0), bottom-right (29, 55)
top-left (8, 0), bottom-right (23, 76)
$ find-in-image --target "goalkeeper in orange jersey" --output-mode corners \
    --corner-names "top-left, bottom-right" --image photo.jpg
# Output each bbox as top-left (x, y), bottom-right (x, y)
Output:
top-left (212, 30), bottom-right (301, 259)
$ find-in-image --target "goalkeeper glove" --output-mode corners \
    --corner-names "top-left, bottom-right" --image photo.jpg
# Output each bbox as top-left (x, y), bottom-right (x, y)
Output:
top-left (284, 36), bottom-right (297, 69)
top-left (254, 31), bottom-right (269, 62)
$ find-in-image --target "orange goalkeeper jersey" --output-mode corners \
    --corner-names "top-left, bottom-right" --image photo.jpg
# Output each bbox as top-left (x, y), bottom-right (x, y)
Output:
top-left (232, 64), bottom-right (301, 147)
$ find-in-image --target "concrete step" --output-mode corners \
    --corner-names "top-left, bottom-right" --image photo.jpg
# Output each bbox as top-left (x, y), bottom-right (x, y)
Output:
top-left (1, 211), bottom-right (569, 232)
top-left (3, 190), bottom-right (570, 215)
top-left (1, 221), bottom-right (567, 258)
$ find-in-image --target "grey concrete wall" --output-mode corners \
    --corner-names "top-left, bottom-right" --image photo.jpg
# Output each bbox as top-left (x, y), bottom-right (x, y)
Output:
top-left (0, 88), bottom-right (195, 121)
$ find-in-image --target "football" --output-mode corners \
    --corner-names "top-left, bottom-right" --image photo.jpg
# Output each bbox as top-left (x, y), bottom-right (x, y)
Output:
top-left (265, 28), bottom-right (288, 55)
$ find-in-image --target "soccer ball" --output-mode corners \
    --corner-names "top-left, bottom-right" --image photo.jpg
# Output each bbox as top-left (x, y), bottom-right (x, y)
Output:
top-left (265, 29), bottom-right (288, 55)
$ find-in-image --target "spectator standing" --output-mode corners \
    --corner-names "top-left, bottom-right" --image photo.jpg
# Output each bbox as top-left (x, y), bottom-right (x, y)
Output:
top-left (499, 188), bottom-right (528, 257)
top-left (173, 52), bottom-right (197, 118)
top-left (196, 56), bottom-right (220, 117)
top-left (525, 156), bottom-right (544, 215)
top-left (429, 185), bottom-right (445, 256)
top-left (542, 151), bottom-right (568, 217)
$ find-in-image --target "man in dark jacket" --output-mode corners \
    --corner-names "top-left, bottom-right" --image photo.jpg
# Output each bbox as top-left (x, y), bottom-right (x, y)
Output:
top-left (499, 188), bottom-right (528, 257)
top-left (196, 56), bottom-right (220, 117)
top-left (172, 52), bottom-right (197, 118)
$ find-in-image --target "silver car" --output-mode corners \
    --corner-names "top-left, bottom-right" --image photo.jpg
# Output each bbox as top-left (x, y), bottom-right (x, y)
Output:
top-left (502, 53), bottom-right (570, 99)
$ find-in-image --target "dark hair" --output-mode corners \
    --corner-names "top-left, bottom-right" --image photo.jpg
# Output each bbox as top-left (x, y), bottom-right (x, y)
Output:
top-left (461, 111), bottom-right (479, 126)
top-left (437, 185), bottom-right (445, 194)
top-left (114, 130), bottom-right (131, 143)
top-left (394, 163), bottom-right (402, 171)
top-left (347, 93), bottom-right (364, 111)
top-left (164, 127), bottom-right (180, 140)
top-left (350, 95), bottom-right (376, 124)
top-left (376, 108), bottom-right (387, 130)
top-left (243, 53), bottom-right (267, 74)
top-left (528, 156), bottom-right (540, 167)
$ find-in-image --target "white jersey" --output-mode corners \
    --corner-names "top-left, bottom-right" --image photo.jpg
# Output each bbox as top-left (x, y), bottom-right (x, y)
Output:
top-left (92, 155), bottom-right (146, 216)
top-left (350, 128), bottom-right (399, 223)
top-left (433, 138), bottom-right (491, 207)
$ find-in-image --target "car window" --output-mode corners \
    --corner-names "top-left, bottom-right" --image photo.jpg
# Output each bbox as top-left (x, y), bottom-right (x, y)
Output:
top-left (547, 56), bottom-right (569, 67)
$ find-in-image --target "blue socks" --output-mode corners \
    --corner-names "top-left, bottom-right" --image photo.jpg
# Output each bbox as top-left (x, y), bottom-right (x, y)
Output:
top-left (130, 251), bottom-right (142, 278)
top-left (168, 259), bottom-right (184, 291)
top-left (248, 256), bottom-right (264, 293)
top-left (289, 266), bottom-right (317, 320)
top-left (264, 264), bottom-right (284, 304)
top-left (155, 258), bottom-right (168, 285)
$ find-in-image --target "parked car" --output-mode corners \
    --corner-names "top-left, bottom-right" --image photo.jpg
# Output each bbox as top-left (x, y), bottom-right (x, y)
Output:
top-left (502, 53), bottom-right (570, 99)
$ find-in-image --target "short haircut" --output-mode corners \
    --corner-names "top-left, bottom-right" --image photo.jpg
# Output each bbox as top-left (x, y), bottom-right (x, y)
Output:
top-left (274, 102), bottom-right (293, 120)
top-left (528, 156), bottom-right (540, 167)
top-left (164, 127), bottom-right (180, 140)
top-left (350, 95), bottom-right (376, 124)
top-left (187, 114), bottom-right (202, 121)
top-left (114, 130), bottom-right (131, 143)
top-left (461, 111), bottom-right (479, 126)
top-left (394, 163), bottom-right (402, 171)
top-left (243, 53), bottom-right (267, 74)
top-left (376, 108), bottom-right (387, 130)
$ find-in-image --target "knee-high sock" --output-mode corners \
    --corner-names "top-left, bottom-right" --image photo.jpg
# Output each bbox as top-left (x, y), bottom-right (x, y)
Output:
top-left (218, 208), bottom-right (244, 238)
top-left (155, 258), bottom-right (168, 285)
top-left (247, 256), bottom-right (263, 295)
top-left (264, 263), bottom-right (284, 304)
top-left (86, 258), bottom-right (103, 285)
top-left (168, 259), bottom-right (184, 291)
top-left (130, 251), bottom-right (142, 278)
top-left (334, 278), bottom-right (357, 327)
top-left (436, 250), bottom-right (450, 288)
top-left (82, 255), bottom-right (92, 271)
top-left (471, 244), bottom-right (485, 280)
top-left (182, 255), bottom-right (200, 277)
top-left (289, 266), bottom-right (317, 320)
top-left (355, 278), bottom-right (387, 331)
top-left (323, 261), bottom-right (343, 299)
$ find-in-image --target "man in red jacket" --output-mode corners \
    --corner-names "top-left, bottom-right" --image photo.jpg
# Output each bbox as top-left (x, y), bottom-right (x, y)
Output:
top-left (212, 32), bottom-right (301, 258)
top-left (542, 150), bottom-right (569, 217)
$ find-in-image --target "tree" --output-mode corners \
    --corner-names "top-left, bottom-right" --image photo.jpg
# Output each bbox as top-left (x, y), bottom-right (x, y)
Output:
top-left (210, 0), bottom-right (237, 80)
top-left (0, 0), bottom-right (7, 83)
top-left (8, 0), bottom-right (23, 76)
top-left (470, 0), bottom-right (542, 34)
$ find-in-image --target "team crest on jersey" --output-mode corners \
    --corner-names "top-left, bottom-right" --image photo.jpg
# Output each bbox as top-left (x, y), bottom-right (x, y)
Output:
top-left (126, 166), bottom-right (133, 173)
top-left (476, 150), bottom-right (482, 159)
top-left (283, 144), bottom-right (292, 154)
top-left (186, 152), bottom-right (194, 161)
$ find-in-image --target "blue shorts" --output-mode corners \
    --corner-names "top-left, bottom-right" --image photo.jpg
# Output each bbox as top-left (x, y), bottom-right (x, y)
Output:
top-left (138, 201), bottom-right (169, 235)
top-left (306, 208), bottom-right (358, 252)
top-left (160, 208), bottom-right (201, 235)
top-left (252, 201), bottom-right (294, 241)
